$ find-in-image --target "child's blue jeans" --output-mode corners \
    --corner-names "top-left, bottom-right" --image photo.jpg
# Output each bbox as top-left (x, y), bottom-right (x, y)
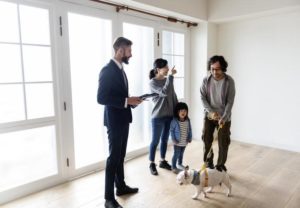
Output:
top-left (172, 145), bottom-right (186, 169)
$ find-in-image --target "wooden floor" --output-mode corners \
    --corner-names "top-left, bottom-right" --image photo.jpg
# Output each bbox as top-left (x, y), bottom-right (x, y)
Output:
top-left (2, 140), bottom-right (300, 208)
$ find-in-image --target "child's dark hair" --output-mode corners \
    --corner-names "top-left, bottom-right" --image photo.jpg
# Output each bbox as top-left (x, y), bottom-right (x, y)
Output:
top-left (174, 102), bottom-right (189, 120)
top-left (207, 55), bottom-right (228, 72)
top-left (149, 58), bottom-right (168, 79)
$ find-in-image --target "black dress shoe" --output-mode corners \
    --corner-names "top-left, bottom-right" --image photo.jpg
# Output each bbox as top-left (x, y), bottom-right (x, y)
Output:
top-left (104, 199), bottom-right (123, 208)
top-left (116, 185), bottom-right (139, 196)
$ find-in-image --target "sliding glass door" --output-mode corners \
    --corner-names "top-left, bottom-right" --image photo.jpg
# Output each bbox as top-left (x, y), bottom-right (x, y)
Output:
top-left (0, 0), bottom-right (58, 203)
top-left (67, 12), bottom-right (111, 170)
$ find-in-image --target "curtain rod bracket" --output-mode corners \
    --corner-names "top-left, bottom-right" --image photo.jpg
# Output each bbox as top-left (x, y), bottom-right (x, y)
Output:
top-left (167, 17), bottom-right (177, 23)
top-left (187, 22), bottom-right (198, 27)
top-left (116, 5), bottom-right (128, 12)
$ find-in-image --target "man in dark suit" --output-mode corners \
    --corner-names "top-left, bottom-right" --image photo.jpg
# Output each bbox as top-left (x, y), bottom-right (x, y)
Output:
top-left (97, 37), bottom-right (142, 208)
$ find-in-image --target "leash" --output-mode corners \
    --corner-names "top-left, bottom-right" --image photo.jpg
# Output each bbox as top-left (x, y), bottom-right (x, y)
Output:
top-left (199, 113), bottom-right (224, 187)
top-left (201, 114), bottom-right (223, 171)
top-left (197, 168), bottom-right (209, 187)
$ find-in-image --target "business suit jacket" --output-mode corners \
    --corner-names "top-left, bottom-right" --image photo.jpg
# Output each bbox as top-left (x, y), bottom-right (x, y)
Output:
top-left (97, 59), bottom-right (132, 127)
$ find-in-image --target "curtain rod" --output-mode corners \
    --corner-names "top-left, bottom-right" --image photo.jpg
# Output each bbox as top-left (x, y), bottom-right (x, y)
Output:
top-left (90, 0), bottom-right (198, 27)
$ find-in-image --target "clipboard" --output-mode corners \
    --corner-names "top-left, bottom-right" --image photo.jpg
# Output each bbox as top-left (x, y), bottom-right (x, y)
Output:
top-left (139, 93), bottom-right (159, 100)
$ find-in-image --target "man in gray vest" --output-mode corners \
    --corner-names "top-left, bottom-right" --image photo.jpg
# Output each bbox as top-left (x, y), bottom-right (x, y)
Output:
top-left (200, 55), bottom-right (235, 172)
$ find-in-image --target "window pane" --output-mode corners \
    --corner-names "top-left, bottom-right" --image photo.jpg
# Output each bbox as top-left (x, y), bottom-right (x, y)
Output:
top-left (0, 43), bottom-right (22, 83)
top-left (0, 84), bottom-right (25, 123)
top-left (162, 54), bottom-right (173, 70)
top-left (162, 31), bottom-right (172, 54)
top-left (123, 23), bottom-right (154, 151)
top-left (162, 55), bottom-right (184, 76)
top-left (173, 56), bottom-right (184, 77)
top-left (19, 5), bottom-right (50, 45)
top-left (163, 30), bottom-right (185, 99)
top-left (23, 45), bottom-right (52, 82)
top-left (173, 33), bottom-right (184, 55)
top-left (68, 13), bottom-right (111, 168)
top-left (25, 83), bottom-right (54, 119)
top-left (174, 77), bottom-right (184, 99)
top-left (0, 1), bottom-right (19, 42)
top-left (0, 126), bottom-right (57, 192)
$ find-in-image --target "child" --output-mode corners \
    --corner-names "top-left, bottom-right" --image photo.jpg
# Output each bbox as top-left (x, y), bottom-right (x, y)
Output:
top-left (170, 102), bottom-right (192, 174)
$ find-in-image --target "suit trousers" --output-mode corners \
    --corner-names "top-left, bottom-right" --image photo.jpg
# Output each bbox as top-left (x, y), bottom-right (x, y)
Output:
top-left (105, 123), bottom-right (129, 200)
top-left (202, 117), bottom-right (231, 166)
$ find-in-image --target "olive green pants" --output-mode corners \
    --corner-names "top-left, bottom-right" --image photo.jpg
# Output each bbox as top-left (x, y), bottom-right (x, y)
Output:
top-left (202, 117), bottom-right (231, 166)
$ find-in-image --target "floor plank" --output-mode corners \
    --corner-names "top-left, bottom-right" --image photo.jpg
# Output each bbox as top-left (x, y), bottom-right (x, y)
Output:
top-left (2, 140), bottom-right (300, 208)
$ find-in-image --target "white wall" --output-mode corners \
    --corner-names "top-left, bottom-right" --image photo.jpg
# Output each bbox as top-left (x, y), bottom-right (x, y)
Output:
top-left (217, 10), bottom-right (300, 152)
top-left (190, 23), bottom-right (208, 139)
top-left (208, 0), bottom-right (300, 22)
top-left (190, 22), bottom-right (218, 140)
top-left (109, 0), bottom-right (207, 22)
top-left (131, 0), bottom-right (207, 21)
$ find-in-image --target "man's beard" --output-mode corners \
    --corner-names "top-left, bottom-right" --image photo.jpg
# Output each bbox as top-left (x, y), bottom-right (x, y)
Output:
top-left (122, 56), bottom-right (129, 64)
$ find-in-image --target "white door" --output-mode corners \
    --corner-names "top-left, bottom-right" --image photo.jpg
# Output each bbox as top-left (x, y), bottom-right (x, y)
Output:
top-left (0, 0), bottom-right (60, 203)
top-left (61, 5), bottom-right (113, 176)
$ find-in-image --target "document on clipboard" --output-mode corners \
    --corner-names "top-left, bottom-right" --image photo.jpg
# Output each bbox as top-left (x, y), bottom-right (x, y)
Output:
top-left (139, 93), bottom-right (159, 100)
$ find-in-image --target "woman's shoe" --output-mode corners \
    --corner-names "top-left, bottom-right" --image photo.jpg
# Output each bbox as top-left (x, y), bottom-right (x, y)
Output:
top-left (159, 160), bottom-right (172, 170)
top-left (172, 168), bottom-right (181, 174)
top-left (149, 163), bottom-right (158, 175)
top-left (177, 164), bottom-right (188, 170)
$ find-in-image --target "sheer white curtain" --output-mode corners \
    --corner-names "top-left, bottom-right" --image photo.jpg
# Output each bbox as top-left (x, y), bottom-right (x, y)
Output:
top-left (68, 13), bottom-right (111, 169)
top-left (123, 22), bottom-right (154, 151)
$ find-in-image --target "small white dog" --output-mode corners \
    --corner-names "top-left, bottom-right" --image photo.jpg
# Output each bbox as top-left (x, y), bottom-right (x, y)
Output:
top-left (176, 167), bottom-right (231, 199)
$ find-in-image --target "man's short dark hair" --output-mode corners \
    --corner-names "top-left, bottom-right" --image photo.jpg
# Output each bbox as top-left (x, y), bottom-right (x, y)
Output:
top-left (207, 55), bottom-right (228, 72)
top-left (113, 37), bottom-right (132, 52)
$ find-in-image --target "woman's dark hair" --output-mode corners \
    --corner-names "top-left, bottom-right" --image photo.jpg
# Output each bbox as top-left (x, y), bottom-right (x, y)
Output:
top-left (207, 55), bottom-right (228, 72)
top-left (174, 102), bottom-right (189, 120)
top-left (149, 58), bottom-right (168, 79)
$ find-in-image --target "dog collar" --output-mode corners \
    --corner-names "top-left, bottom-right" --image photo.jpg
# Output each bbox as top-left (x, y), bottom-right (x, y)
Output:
top-left (191, 170), bottom-right (200, 185)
